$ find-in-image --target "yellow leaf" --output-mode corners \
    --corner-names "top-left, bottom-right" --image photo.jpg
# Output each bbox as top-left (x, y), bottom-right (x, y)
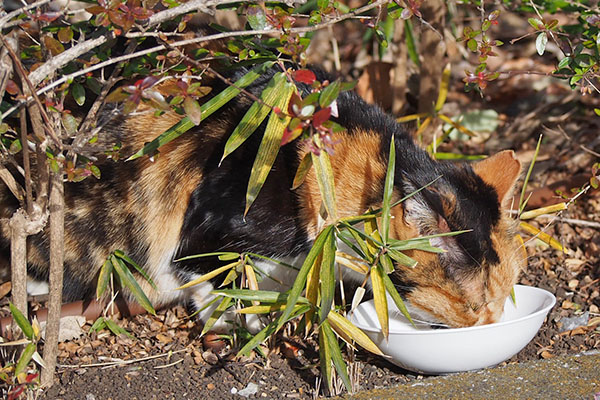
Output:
top-left (435, 63), bottom-right (451, 111)
top-left (438, 114), bottom-right (476, 137)
top-left (327, 311), bottom-right (383, 355)
top-left (519, 221), bottom-right (566, 253)
top-left (519, 202), bottom-right (567, 220)
top-left (397, 112), bottom-right (429, 123)
top-left (335, 252), bottom-right (369, 275)
top-left (244, 263), bottom-right (260, 306)
top-left (370, 265), bottom-right (388, 339)
top-left (176, 261), bottom-right (238, 290)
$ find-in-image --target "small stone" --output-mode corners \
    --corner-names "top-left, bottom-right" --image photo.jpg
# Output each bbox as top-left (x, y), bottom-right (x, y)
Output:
top-left (590, 304), bottom-right (599, 314)
top-left (559, 312), bottom-right (590, 332)
top-left (207, 383), bottom-right (215, 390)
top-left (231, 387), bottom-right (238, 394)
top-left (568, 279), bottom-right (579, 289)
top-left (202, 351), bottom-right (219, 365)
top-left (238, 382), bottom-right (259, 397)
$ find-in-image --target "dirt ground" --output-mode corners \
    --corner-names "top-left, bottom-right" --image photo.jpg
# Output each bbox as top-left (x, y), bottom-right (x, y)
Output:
top-left (1, 7), bottom-right (600, 400)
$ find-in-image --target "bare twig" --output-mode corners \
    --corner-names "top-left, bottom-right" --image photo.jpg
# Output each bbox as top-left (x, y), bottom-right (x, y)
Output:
top-left (28, 34), bottom-right (115, 88)
top-left (0, 163), bottom-right (25, 203)
top-left (0, 31), bottom-right (16, 100)
top-left (0, 34), bottom-right (62, 147)
top-left (1, 0), bottom-right (388, 121)
top-left (0, 0), bottom-right (54, 29)
top-left (57, 349), bottom-right (187, 368)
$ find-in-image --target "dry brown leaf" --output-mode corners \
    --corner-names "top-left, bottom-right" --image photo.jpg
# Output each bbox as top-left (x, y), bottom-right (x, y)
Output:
top-left (0, 281), bottom-right (11, 299)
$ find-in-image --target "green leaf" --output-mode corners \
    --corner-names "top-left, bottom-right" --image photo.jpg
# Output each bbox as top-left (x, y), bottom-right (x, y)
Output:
top-left (247, 5), bottom-right (268, 30)
top-left (319, 80), bottom-right (341, 108)
top-left (114, 250), bottom-right (156, 290)
top-left (110, 255), bottom-right (156, 315)
top-left (245, 76), bottom-right (294, 216)
top-left (528, 18), bottom-right (543, 30)
top-left (90, 316), bottom-right (106, 333)
top-left (380, 253), bottom-right (395, 274)
top-left (127, 62), bottom-right (275, 161)
top-left (276, 225), bottom-right (335, 331)
top-left (318, 323), bottom-right (333, 394)
top-left (519, 134), bottom-right (543, 214)
top-left (201, 296), bottom-right (232, 336)
top-left (175, 251), bottom-right (239, 262)
top-left (311, 150), bottom-right (338, 221)
top-left (467, 38), bottom-right (478, 52)
top-left (557, 56), bottom-right (571, 69)
top-left (183, 96), bottom-right (202, 125)
top-left (382, 272), bottom-right (414, 325)
top-left (404, 19), bottom-right (420, 67)
top-left (322, 320), bottom-right (352, 392)
top-left (238, 304), bottom-right (310, 357)
top-left (221, 72), bottom-right (287, 163)
top-left (291, 152), bottom-right (312, 190)
top-left (104, 317), bottom-right (133, 338)
top-left (96, 258), bottom-right (113, 299)
top-left (14, 342), bottom-right (36, 380)
top-left (9, 303), bottom-right (34, 340)
top-left (387, 248), bottom-right (418, 267)
top-left (536, 32), bottom-right (548, 56)
top-left (381, 135), bottom-right (395, 244)
top-left (213, 289), bottom-right (308, 304)
top-left (319, 228), bottom-right (337, 324)
top-left (72, 82), bottom-right (86, 106)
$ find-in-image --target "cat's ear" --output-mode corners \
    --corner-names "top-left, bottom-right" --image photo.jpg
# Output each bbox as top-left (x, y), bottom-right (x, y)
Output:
top-left (472, 150), bottom-right (521, 204)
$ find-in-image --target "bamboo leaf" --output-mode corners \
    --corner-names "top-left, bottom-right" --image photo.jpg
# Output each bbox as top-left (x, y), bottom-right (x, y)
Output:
top-left (382, 272), bottom-right (414, 325)
top-left (105, 317), bottom-right (133, 338)
top-left (201, 296), bottom-right (232, 336)
top-left (380, 253), bottom-right (395, 274)
top-left (238, 304), bottom-right (310, 356)
top-left (370, 265), bottom-right (388, 339)
top-left (277, 225), bottom-right (334, 331)
top-left (381, 135), bottom-right (395, 244)
top-left (397, 112), bottom-right (429, 123)
top-left (90, 317), bottom-right (106, 333)
top-left (322, 320), bottom-right (352, 392)
top-left (327, 311), bottom-right (383, 355)
top-left (404, 19), bottom-right (420, 67)
top-left (437, 114), bottom-right (476, 137)
top-left (110, 255), bottom-right (156, 315)
top-left (519, 221), bottom-right (566, 253)
top-left (305, 253), bottom-right (322, 333)
top-left (244, 263), bottom-right (260, 306)
top-left (14, 342), bottom-right (36, 383)
top-left (114, 250), bottom-right (156, 290)
top-left (318, 324), bottom-right (333, 394)
top-left (435, 63), bottom-right (451, 111)
top-left (245, 74), bottom-right (294, 216)
top-left (127, 62), bottom-right (275, 161)
top-left (175, 251), bottom-right (239, 262)
top-left (236, 303), bottom-right (286, 314)
top-left (221, 72), bottom-right (287, 162)
top-left (213, 289), bottom-right (309, 304)
top-left (335, 252), bottom-right (369, 275)
top-left (387, 248), bottom-right (418, 268)
top-left (177, 261), bottom-right (239, 290)
top-left (319, 229), bottom-right (337, 324)
top-left (310, 150), bottom-right (338, 221)
top-left (291, 152), bottom-right (313, 190)
top-left (96, 258), bottom-right (113, 299)
top-left (9, 303), bottom-right (33, 340)
top-left (519, 202), bottom-right (567, 220)
top-left (519, 134), bottom-right (543, 214)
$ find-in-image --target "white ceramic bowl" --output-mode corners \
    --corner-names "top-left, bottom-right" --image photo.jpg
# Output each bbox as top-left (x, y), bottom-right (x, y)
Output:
top-left (350, 284), bottom-right (556, 374)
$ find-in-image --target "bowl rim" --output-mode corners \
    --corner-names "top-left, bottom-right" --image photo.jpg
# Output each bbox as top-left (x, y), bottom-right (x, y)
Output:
top-left (350, 284), bottom-right (556, 336)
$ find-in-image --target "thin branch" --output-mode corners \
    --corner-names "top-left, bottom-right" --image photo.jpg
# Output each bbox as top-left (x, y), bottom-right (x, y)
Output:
top-left (28, 34), bottom-right (115, 88)
top-left (0, 33), bottom-right (62, 147)
top-left (0, 163), bottom-right (25, 203)
top-left (1, 0), bottom-right (388, 121)
top-left (0, 0), bottom-right (54, 29)
top-left (57, 349), bottom-right (187, 369)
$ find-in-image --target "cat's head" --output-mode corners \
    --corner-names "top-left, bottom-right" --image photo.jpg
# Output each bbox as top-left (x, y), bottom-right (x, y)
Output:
top-left (389, 150), bottom-right (524, 327)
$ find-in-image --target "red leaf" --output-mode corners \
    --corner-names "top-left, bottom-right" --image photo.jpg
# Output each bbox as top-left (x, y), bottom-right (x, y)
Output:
top-left (5, 80), bottom-right (19, 95)
top-left (293, 69), bottom-right (316, 84)
top-left (312, 107), bottom-right (331, 128)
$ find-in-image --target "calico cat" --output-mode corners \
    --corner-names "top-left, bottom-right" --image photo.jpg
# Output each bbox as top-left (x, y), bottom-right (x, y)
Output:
top-left (0, 66), bottom-right (524, 329)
